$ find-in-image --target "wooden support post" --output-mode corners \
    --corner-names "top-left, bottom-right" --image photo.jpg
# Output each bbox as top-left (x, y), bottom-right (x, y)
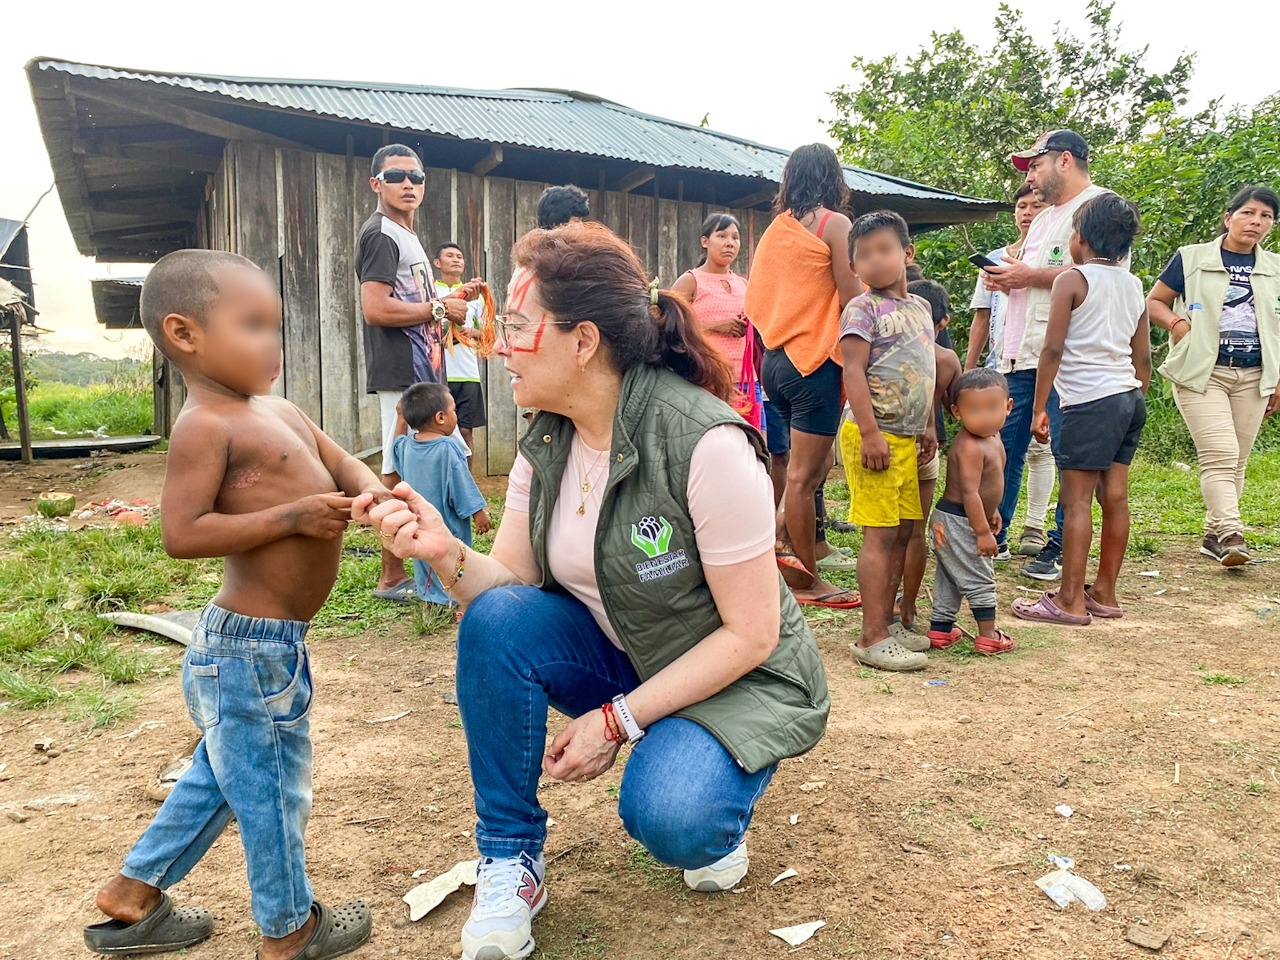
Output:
top-left (471, 146), bottom-right (503, 177)
top-left (617, 166), bottom-right (656, 194)
top-left (9, 308), bottom-right (32, 464)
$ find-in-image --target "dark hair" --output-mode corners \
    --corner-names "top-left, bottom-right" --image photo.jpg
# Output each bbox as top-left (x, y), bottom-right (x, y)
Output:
top-left (372, 144), bottom-right (422, 176)
top-left (139, 249), bottom-right (260, 360)
top-left (1014, 183), bottom-right (1035, 202)
top-left (850, 209), bottom-right (911, 255)
top-left (1224, 185), bottom-right (1279, 223)
top-left (400, 382), bottom-right (453, 431)
top-left (511, 222), bottom-right (734, 401)
top-left (953, 367), bottom-right (1009, 400)
top-left (435, 241), bottom-right (463, 260)
top-left (774, 144), bottom-right (850, 220)
top-left (904, 263), bottom-right (925, 282)
top-left (696, 213), bottom-right (740, 266)
top-left (537, 185), bottom-right (591, 230)
top-left (1073, 193), bottom-right (1141, 261)
top-left (907, 279), bottom-right (950, 325)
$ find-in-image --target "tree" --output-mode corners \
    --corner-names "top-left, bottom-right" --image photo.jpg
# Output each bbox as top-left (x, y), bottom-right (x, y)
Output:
top-left (827, 2), bottom-right (1280, 457)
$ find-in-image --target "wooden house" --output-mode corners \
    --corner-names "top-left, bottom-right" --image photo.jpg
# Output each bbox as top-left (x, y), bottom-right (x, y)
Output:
top-left (28, 58), bottom-right (1002, 474)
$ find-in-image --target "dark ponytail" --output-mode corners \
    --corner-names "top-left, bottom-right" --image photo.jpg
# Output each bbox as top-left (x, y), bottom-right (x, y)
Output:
top-left (511, 222), bottom-right (735, 402)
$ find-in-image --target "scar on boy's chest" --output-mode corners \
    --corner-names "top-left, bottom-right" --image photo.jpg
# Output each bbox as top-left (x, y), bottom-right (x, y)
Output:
top-left (226, 466), bottom-right (263, 489)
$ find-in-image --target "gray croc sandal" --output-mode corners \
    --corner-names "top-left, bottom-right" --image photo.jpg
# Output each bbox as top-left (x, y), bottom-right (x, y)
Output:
top-left (272, 900), bottom-right (372, 960)
top-left (851, 638), bottom-right (929, 672)
top-left (373, 581), bottom-right (417, 603)
top-left (888, 621), bottom-right (930, 653)
top-left (84, 893), bottom-right (213, 955)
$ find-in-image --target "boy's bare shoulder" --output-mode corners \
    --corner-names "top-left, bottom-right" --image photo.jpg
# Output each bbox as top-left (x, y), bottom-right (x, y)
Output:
top-left (170, 400), bottom-right (233, 445)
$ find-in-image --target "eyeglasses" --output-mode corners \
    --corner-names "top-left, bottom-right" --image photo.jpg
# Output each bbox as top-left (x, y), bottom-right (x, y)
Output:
top-left (375, 168), bottom-right (427, 185)
top-left (495, 314), bottom-right (571, 350)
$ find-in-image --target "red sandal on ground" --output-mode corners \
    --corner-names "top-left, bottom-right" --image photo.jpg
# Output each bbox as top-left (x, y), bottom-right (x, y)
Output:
top-left (973, 629), bottom-right (1015, 656)
top-left (927, 627), bottom-right (964, 649)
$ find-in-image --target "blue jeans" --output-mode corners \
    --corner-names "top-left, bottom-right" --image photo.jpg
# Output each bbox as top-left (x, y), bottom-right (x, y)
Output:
top-left (457, 586), bottom-right (776, 870)
top-left (999, 368), bottom-right (1064, 551)
top-left (122, 605), bottom-right (315, 938)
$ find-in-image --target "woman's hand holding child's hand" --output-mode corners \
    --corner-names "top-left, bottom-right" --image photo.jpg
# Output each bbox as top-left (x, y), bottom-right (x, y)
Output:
top-left (352, 482), bottom-right (456, 564)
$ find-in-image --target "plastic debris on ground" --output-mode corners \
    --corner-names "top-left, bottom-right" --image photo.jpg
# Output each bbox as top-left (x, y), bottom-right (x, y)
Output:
top-left (1036, 854), bottom-right (1107, 912)
top-left (1055, 804), bottom-right (1074, 817)
top-left (924, 679), bottom-right (947, 686)
top-left (14, 497), bottom-right (157, 532)
top-left (769, 920), bottom-right (825, 946)
top-left (1137, 570), bottom-right (1162, 578)
top-left (403, 860), bottom-right (479, 921)
top-left (770, 868), bottom-right (799, 886)
top-left (788, 813), bottom-right (800, 825)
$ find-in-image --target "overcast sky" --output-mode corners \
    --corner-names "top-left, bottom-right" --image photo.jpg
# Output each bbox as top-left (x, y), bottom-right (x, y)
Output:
top-left (3, 0), bottom-right (1275, 358)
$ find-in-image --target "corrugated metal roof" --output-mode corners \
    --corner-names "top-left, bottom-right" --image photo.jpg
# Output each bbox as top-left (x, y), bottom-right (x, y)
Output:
top-left (34, 60), bottom-right (997, 206)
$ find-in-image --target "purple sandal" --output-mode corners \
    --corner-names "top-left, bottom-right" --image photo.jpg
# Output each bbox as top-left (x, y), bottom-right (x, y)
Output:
top-left (1011, 591), bottom-right (1092, 626)
top-left (1083, 585), bottom-right (1123, 619)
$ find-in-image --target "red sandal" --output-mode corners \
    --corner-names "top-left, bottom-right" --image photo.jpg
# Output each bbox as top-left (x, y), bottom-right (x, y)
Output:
top-left (927, 627), bottom-right (963, 649)
top-left (973, 629), bottom-right (1015, 656)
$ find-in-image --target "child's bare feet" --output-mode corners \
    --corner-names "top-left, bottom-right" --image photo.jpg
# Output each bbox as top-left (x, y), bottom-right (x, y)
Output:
top-left (95, 874), bottom-right (162, 925)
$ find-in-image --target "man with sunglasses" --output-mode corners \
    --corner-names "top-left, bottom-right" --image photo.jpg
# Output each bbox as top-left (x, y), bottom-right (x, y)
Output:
top-left (357, 143), bottom-right (477, 601)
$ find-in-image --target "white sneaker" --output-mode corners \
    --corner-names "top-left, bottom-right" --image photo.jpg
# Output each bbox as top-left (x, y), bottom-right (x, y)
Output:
top-left (683, 842), bottom-right (749, 892)
top-left (462, 852), bottom-right (547, 960)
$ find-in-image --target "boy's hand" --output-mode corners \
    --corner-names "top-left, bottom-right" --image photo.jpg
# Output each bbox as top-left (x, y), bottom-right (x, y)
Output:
top-left (860, 430), bottom-right (891, 471)
top-left (1031, 411), bottom-right (1051, 444)
top-left (286, 493), bottom-right (353, 540)
top-left (917, 430), bottom-right (937, 466)
top-left (990, 511), bottom-right (1003, 537)
top-left (353, 482), bottom-right (456, 565)
top-left (474, 509), bottom-right (493, 535)
top-left (977, 531), bottom-right (999, 557)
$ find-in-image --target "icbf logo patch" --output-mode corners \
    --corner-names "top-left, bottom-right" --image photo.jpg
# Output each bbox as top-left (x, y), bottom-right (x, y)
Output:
top-left (1047, 243), bottom-right (1066, 266)
top-left (630, 516), bottom-right (689, 583)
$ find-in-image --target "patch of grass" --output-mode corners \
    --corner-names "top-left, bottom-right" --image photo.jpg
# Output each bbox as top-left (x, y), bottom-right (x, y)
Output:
top-left (0, 665), bottom-right (67, 709)
top-left (413, 602), bottom-right (458, 636)
top-left (538, 917), bottom-right (610, 960)
top-left (1200, 672), bottom-right (1249, 686)
top-left (1246, 780), bottom-right (1267, 796)
top-left (968, 813), bottom-right (991, 831)
top-left (606, 784), bottom-right (620, 799)
top-left (624, 842), bottom-right (682, 890)
top-left (6, 373), bottom-right (154, 441)
top-left (67, 685), bottom-right (139, 729)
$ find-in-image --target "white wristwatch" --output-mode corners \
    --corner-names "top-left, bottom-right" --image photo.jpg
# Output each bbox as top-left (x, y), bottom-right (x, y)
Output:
top-left (431, 300), bottom-right (447, 323)
top-left (611, 694), bottom-right (645, 744)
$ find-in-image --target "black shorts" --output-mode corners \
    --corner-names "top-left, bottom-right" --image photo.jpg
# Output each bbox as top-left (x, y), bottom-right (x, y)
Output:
top-left (763, 400), bottom-right (789, 455)
top-left (761, 350), bottom-right (843, 438)
top-left (448, 381), bottom-right (487, 429)
top-left (1058, 389), bottom-right (1146, 471)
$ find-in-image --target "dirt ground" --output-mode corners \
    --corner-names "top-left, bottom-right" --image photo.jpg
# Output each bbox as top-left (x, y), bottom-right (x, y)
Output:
top-left (1, 455), bottom-right (1278, 960)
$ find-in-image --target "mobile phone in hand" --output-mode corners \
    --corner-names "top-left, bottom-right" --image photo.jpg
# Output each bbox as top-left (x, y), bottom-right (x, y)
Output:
top-left (969, 253), bottom-right (999, 270)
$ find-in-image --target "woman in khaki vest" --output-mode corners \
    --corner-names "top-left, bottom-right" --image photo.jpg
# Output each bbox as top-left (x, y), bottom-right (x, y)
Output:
top-left (1147, 185), bottom-right (1280, 565)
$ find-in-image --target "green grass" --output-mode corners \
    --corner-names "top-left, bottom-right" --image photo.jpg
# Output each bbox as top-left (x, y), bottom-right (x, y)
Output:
top-left (1200, 673), bottom-right (1249, 686)
top-left (3, 372), bottom-right (154, 441)
top-left (0, 517), bottom-right (483, 726)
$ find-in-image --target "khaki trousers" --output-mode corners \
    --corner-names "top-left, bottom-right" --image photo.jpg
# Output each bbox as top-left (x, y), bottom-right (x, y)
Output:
top-left (1172, 365), bottom-right (1269, 538)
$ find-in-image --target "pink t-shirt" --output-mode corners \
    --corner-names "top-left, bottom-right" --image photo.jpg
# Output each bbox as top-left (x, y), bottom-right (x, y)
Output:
top-left (689, 268), bottom-right (749, 373)
top-left (1001, 202), bottom-right (1075, 361)
top-left (505, 424), bottom-right (775, 648)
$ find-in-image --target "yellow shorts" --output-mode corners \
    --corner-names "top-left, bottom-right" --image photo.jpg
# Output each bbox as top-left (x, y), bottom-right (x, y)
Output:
top-left (840, 423), bottom-right (923, 528)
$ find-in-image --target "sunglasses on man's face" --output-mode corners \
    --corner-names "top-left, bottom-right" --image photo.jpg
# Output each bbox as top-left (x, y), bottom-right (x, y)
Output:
top-left (376, 168), bottom-right (427, 185)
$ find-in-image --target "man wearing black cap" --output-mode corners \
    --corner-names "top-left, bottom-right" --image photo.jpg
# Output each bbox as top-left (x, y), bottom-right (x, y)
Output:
top-left (981, 130), bottom-right (1124, 580)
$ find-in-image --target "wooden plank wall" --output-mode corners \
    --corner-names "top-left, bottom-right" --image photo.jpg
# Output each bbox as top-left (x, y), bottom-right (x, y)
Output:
top-left (183, 142), bottom-right (772, 475)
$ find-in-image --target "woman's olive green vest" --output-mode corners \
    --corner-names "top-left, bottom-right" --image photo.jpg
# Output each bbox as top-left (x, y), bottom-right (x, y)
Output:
top-left (520, 364), bottom-right (829, 774)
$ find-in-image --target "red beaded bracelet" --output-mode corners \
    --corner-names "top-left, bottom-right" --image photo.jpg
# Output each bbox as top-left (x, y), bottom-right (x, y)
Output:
top-left (601, 703), bottom-right (623, 743)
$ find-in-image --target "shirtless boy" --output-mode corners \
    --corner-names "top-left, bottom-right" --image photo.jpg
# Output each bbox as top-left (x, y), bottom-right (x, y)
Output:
top-left (83, 250), bottom-right (379, 960)
top-left (927, 368), bottom-right (1016, 655)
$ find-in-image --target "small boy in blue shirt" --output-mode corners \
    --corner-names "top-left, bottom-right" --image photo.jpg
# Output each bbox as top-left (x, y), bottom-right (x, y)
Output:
top-left (391, 383), bottom-right (491, 605)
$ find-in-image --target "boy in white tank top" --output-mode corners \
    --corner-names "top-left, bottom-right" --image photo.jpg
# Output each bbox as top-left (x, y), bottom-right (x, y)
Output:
top-left (1013, 194), bottom-right (1152, 627)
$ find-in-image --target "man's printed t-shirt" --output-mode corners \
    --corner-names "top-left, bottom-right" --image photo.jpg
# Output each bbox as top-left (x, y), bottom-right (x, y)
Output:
top-left (1159, 247), bottom-right (1262, 364)
top-left (357, 212), bottom-right (444, 392)
top-left (838, 292), bottom-right (937, 436)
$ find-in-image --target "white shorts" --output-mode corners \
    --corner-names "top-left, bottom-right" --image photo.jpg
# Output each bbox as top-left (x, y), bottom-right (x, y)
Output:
top-left (377, 389), bottom-right (472, 477)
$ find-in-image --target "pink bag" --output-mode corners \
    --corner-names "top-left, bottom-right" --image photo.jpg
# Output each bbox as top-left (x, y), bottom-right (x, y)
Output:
top-left (737, 321), bottom-right (765, 433)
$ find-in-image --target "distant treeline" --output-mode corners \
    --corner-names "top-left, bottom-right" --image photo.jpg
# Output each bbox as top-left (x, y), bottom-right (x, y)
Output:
top-left (26, 352), bottom-right (149, 387)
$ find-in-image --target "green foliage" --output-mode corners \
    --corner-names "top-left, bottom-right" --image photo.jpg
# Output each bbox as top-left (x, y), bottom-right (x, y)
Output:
top-left (2, 370), bottom-right (154, 440)
top-left (828, 1), bottom-right (1280, 460)
top-left (27, 351), bottom-right (148, 387)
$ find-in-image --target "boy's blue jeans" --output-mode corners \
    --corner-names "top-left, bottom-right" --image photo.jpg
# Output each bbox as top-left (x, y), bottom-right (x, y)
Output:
top-left (457, 586), bottom-right (775, 870)
top-left (122, 605), bottom-right (315, 938)
top-left (999, 369), bottom-right (1065, 552)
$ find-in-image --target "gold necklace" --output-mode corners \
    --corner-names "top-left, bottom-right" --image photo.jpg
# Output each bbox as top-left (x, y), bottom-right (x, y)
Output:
top-left (574, 437), bottom-right (609, 516)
